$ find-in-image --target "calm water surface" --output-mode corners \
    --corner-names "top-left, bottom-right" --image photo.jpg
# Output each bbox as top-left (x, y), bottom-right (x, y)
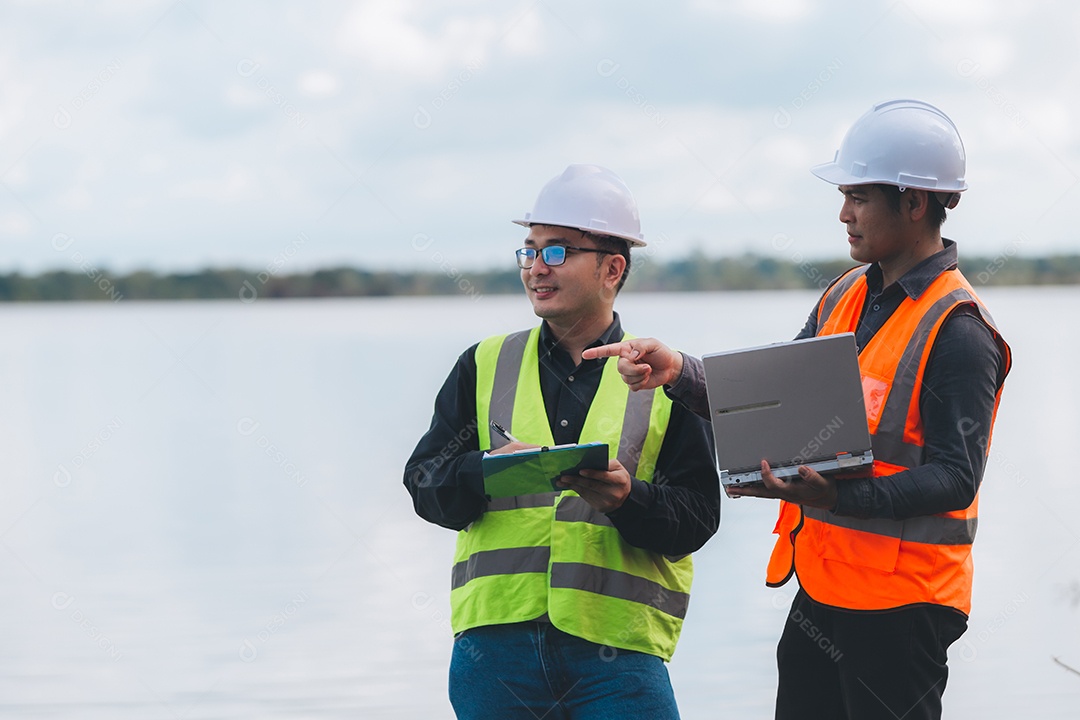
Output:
top-left (1, 288), bottom-right (1077, 718)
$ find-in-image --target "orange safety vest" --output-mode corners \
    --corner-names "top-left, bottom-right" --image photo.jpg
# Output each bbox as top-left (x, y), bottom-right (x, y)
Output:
top-left (765, 265), bottom-right (1011, 615)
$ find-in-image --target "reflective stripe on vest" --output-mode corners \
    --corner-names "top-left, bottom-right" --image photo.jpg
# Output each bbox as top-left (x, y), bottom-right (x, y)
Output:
top-left (451, 546), bottom-right (551, 589)
top-left (802, 506), bottom-right (978, 545)
top-left (766, 267), bottom-right (1011, 615)
top-left (550, 563), bottom-right (691, 618)
top-left (874, 287), bottom-right (993, 468)
top-left (481, 329), bottom-right (657, 477)
top-left (452, 326), bottom-right (688, 660)
top-left (814, 266), bottom-right (867, 326)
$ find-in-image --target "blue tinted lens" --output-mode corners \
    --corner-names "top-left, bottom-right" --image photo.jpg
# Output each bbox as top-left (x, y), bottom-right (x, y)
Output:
top-left (540, 246), bottom-right (567, 265)
top-left (516, 248), bottom-right (536, 267)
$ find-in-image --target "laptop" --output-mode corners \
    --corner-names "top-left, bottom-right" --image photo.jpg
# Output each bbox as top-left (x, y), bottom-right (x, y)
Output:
top-left (702, 333), bottom-right (874, 488)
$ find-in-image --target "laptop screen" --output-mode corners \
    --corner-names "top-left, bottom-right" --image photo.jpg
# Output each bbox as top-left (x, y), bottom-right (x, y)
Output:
top-left (703, 333), bottom-right (872, 477)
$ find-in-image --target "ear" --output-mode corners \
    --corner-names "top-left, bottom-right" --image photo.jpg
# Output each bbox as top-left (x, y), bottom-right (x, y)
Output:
top-left (605, 253), bottom-right (627, 287)
top-left (906, 189), bottom-right (930, 223)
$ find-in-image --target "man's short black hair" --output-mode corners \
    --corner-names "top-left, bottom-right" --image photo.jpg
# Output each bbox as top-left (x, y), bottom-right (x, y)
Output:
top-left (876, 184), bottom-right (948, 228)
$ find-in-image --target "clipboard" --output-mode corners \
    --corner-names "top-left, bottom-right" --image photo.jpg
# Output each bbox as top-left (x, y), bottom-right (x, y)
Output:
top-left (481, 442), bottom-right (609, 499)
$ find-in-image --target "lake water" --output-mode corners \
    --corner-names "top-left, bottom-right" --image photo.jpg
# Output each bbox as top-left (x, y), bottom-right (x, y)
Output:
top-left (2, 288), bottom-right (1078, 718)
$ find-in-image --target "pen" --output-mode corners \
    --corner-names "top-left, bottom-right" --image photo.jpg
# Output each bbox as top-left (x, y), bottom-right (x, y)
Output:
top-left (490, 420), bottom-right (520, 444)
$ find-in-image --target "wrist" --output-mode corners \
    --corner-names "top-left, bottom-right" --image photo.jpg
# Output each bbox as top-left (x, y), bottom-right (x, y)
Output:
top-left (670, 350), bottom-right (685, 385)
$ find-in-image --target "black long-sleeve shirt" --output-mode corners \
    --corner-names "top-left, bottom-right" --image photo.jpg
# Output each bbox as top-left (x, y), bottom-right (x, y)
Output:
top-left (404, 314), bottom-right (721, 557)
top-left (667, 240), bottom-right (1007, 521)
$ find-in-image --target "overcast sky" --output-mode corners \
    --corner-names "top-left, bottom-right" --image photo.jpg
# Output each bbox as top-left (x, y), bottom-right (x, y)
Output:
top-left (1, 1), bottom-right (1077, 276)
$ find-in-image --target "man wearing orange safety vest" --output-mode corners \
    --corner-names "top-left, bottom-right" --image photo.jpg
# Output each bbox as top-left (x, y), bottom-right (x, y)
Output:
top-left (585, 99), bottom-right (1011, 719)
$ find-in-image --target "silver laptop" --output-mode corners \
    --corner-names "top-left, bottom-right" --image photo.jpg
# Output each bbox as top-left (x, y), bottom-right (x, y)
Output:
top-left (702, 333), bottom-right (874, 488)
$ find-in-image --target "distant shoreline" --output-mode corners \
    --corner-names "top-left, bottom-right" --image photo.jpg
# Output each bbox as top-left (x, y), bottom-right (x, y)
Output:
top-left (2, 253), bottom-right (1078, 302)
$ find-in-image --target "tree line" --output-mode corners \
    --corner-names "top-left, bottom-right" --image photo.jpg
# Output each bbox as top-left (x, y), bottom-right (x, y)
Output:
top-left (1, 252), bottom-right (1078, 302)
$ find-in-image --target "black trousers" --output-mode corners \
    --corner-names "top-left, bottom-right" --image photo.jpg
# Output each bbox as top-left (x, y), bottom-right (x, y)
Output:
top-left (775, 589), bottom-right (968, 720)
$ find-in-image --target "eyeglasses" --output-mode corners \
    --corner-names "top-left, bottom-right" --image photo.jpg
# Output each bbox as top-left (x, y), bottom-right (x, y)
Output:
top-left (516, 245), bottom-right (614, 269)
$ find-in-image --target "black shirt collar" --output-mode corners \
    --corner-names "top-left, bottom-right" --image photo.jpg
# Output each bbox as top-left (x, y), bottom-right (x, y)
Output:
top-left (864, 238), bottom-right (959, 300)
top-left (539, 312), bottom-right (624, 359)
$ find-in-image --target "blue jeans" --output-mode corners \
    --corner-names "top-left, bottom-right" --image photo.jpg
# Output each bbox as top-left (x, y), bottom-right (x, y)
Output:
top-left (449, 622), bottom-right (680, 720)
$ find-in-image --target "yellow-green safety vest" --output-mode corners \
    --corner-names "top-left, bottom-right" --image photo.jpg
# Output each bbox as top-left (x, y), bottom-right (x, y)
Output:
top-left (450, 326), bottom-right (691, 661)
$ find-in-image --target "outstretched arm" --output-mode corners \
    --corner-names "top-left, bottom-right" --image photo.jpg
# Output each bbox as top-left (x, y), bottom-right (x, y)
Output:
top-left (584, 338), bottom-right (711, 419)
top-left (581, 337), bottom-right (684, 391)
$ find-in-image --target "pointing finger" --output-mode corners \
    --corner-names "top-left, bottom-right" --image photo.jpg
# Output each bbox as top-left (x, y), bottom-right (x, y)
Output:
top-left (582, 341), bottom-right (636, 362)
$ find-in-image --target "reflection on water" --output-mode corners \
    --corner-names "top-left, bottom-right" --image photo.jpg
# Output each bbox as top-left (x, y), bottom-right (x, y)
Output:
top-left (1, 289), bottom-right (1077, 718)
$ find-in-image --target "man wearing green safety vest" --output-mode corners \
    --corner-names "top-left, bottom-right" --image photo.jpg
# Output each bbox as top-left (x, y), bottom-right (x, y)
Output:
top-left (405, 164), bottom-right (721, 719)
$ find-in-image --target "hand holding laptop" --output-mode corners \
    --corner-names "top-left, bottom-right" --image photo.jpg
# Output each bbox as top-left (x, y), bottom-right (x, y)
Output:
top-left (704, 334), bottom-right (875, 494)
top-left (726, 460), bottom-right (840, 509)
top-left (588, 333), bottom-right (874, 511)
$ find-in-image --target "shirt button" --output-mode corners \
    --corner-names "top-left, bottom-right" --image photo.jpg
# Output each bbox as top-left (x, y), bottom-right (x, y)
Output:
top-left (560, 419), bottom-right (569, 427)
top-left (872, 304), bottom-right (880, 311)
top-left (568, 375), bottom-right (575, 382)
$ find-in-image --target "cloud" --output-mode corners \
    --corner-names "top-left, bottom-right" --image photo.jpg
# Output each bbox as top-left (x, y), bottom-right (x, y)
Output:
top-left (170, 165), bottom-right (258, 203)
top-left (298, 71), bottom-right (340, 99)
top-left (0, 1), bottom-right (1077, 272)
top-left (336, 1), bottom-right (500, 81)
top-left (690, 0), bottom-right (813, 22)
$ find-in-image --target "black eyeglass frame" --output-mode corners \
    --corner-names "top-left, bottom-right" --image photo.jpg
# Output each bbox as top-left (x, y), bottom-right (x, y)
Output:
top-left (515, 245), bottom-right (615, 269)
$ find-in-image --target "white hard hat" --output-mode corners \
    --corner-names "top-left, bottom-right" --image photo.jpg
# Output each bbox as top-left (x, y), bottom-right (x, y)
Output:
top-left (513, 164), bottom-right (646, 247)
top-left (811, 99), bottom-right (967, 208)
